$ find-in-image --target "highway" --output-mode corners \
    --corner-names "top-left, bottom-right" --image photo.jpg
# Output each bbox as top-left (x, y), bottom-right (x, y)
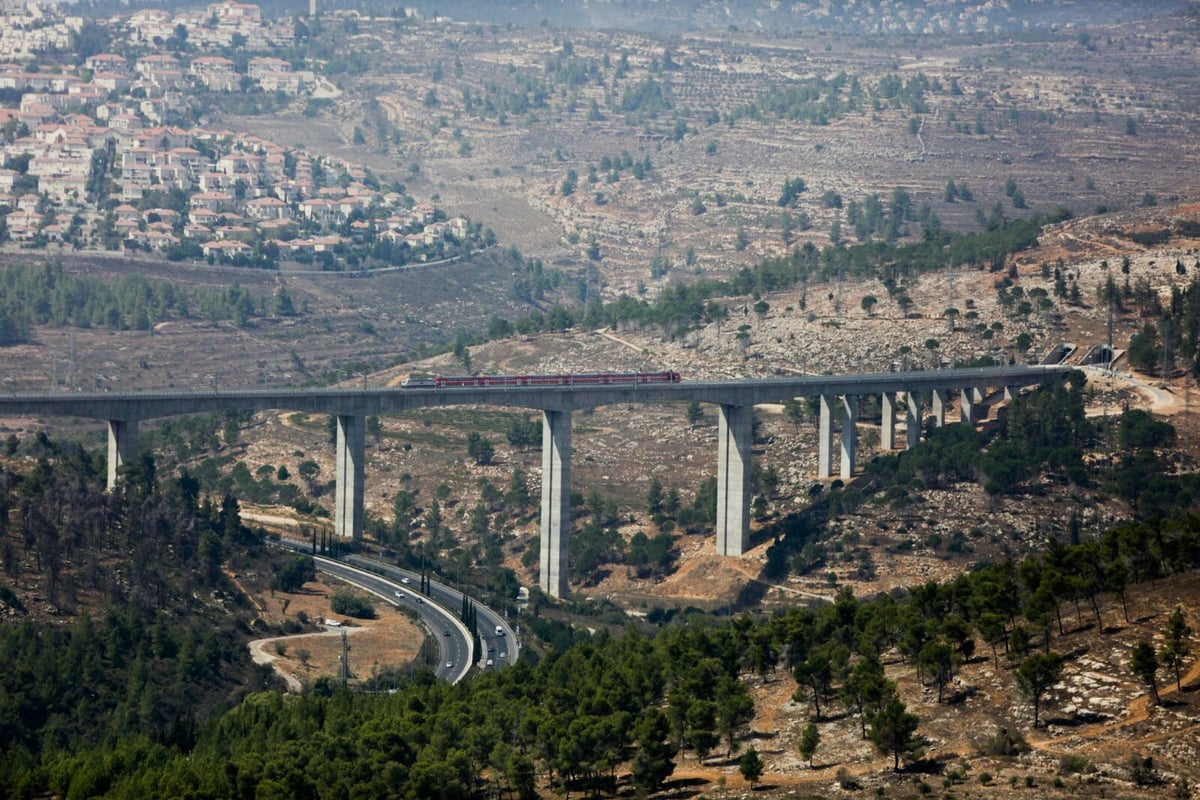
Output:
top-left (343, 554), bottom-right (519, 670)
top-left (274, 538), bottom-right (516, 682)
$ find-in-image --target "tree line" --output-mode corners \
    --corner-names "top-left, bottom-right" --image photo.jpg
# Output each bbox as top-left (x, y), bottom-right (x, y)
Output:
top-left (1, 394), bottom-right (1198, 797)
top-left (16, 498), bottom-right (1197, 798)
top-left (483, 210), bottom-right (1070, 345)
top-left (0, 261), bottom-right (278, 345)
top-left (0, 438), bottom-right (290, 792)
top-left (1127, 275), bottom-right (1200, 377)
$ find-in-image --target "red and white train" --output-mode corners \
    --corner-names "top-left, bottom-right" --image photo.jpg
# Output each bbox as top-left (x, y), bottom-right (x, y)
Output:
top-left (401, 371), bottom-right (681, 388)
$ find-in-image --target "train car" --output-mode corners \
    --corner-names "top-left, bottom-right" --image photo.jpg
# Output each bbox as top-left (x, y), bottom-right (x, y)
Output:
top-left (401, 371), bottom-right (681, 388)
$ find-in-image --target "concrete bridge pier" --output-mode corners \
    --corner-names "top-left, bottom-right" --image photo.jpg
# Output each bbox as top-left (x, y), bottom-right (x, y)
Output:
top-left (880, 392), bottom-right (896, 450)
top-left (931, 389), bottom-right (947, 427)
top-left (961, 386), bottom-right (983, 425)
top-left (840, 395), bottom-right (857, 478)
top-left (106, 419), bottom-right (139, 490)
top-left (334, 414), bottom-right (364, 541)
top-left (539, 409), bottom-right (572, 598)
top-left (716, 404), bottom-right (752, 556)
top-left (818, 394), bottom-right (836, 479)
top-left (905, 392), bottom-right (922, 449)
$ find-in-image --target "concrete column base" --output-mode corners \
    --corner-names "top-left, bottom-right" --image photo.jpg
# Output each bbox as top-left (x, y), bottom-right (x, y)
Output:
top-left (334, 414), bottom-right (364, 541)
top-left (818, 394), bottom-right (835, 478)
top-left (539, 409), bottom-right (572, 598)
top-left (106, 419), bottom-right (139, 490)
top-left (932, 389), bottom-right (947, 427)
top-left (961, 387), bottom-right (979, 425)
top-left (906, 392), bottom-right (922, 449)
top-left (840, 395), bottom-right (857, 479)
top-left (881, 392), bottom-right (895, 450)
top-left (716, 404), bottom-right (752, 556)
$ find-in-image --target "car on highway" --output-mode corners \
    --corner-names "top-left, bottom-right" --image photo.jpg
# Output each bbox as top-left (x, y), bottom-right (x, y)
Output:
top-left (400, 577), bottom-right (411, 584)
top-left (443, 628), bottom-right (450, 637)
top-left (415, 597), bottom-right (423, 603)
top-left (446, 662), bottom-right (453, 669)
top-left (499, 652), bottom-right (506, 659)
top-left (486, 659), bottom-right (494, 667)
top-left (394, 591), bottom-right (404, 598)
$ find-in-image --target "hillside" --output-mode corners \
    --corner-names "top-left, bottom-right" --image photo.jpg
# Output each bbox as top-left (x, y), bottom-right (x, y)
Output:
top-left (716, 573), bottom-right (1200, 799)
top-left (231, 9), bottom-right (1200, 297)
top-left (3, 3), bottom-right (1200, 797)
top-left (2, 214), bottom-right (1199, 798)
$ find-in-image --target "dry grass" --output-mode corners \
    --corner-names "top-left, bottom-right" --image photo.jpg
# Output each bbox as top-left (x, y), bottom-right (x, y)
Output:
top-left (247, 572), bottom-right (424, 689)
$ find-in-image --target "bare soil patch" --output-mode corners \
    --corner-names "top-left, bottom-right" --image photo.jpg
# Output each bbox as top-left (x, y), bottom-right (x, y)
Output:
top-left (243, 572), bottom-right (423, 690)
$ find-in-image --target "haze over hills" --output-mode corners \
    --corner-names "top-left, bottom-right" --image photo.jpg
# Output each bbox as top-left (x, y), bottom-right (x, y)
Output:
top-left (0, 0), bottom-right (1199, 797)
top-left (422, 0), bottom-right (1192, 34)
top-left (196, 0), bottom-right (1199, 35)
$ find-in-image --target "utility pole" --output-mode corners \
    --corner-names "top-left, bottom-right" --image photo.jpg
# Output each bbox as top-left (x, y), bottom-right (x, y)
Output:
top-left (339, 629), bottom-right (351, 683)
top-left (1106, 297), bottom-right (1113, 365)
top-left (1162, 319), bottom-right (1172, 380)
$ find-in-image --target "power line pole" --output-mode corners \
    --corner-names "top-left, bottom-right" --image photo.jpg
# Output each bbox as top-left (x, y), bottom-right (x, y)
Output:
top-left (1106, 297), bottom-right (1113, 365)
top-left (339, 630), bottom-right (351, 683)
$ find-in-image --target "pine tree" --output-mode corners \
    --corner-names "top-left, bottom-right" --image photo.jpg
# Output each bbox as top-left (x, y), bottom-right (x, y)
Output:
top-left (868, 695), bottom-right (921, 771)
top-left (1131, 640), bottom-right (1161, 705)
top-left (630, 709), bottom-right (676, 793)
top-left (738, 746), bottom-right (764, 788)
top-left (1160, 605), bottom-right (1192, 691)
top-left (1015, 652), bottom-right (1063, 728)
top-left (799, 722), bottom-right (820, 767)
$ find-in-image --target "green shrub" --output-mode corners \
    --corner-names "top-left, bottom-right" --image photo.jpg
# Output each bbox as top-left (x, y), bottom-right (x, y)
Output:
top-left (973, 726), bottom-right (1027, 756)
top-left (1059, 754), bottom-right (1089, 774)
top-left (0, 584), bottom-right (26, 613)
top-left (272, 556), bottom-right (316, 592)
top-left (1129, 755), bottom-right (1157, 787)
top-left (329, 590), bottom-right (375, 619)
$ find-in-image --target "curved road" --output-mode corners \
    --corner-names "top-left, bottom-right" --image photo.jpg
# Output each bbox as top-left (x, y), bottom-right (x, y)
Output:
top-left (342, 554), bottom-right (519, 671)
top-left (1081, 364), bottom-right (1184, 417)
top-left (274, 538), bottom-right (517, 682)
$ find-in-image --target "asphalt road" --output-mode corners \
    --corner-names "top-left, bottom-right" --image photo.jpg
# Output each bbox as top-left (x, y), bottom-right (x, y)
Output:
top-left (342, 554), bottom-right (519, 671)
top-left (273, 538), bottom-right (517, 681)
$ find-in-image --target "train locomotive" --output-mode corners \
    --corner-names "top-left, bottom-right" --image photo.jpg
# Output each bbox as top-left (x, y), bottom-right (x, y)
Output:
top-left (401, 370), bottom-right (681, 388)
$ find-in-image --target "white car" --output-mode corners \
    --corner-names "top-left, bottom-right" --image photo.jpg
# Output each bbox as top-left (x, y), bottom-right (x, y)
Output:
top-left (486, 658), bottom-right (494, 667)
top-left (446, 661), bottom-right (453, 669)
top-left (499, 652), bottom-right (507, 659)
top-left (394, 591), bottom-right (404, 598)
top-left (400, 577), bottom-right (411, 584)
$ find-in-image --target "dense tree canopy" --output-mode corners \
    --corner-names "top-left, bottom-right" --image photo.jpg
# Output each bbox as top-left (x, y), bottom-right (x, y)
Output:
top-left (1, 381), bottom-right (1199, 798)
top-left (0, 261), bottom-right (274, 345)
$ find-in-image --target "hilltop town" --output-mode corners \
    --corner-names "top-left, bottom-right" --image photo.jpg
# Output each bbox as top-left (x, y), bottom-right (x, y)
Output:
top-left (0, 0), bottom-right (484, 267)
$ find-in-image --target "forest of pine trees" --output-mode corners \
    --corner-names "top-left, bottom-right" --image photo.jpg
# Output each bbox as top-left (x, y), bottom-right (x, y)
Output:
top-left (0, 380), bottom-right (1198, 796)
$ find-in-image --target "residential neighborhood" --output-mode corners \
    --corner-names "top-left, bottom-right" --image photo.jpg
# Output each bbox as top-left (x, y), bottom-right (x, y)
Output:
top-left (0, 0), bottom-right (481, 269)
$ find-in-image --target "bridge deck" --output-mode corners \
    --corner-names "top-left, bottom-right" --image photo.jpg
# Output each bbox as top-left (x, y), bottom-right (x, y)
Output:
top-left (0, 365), bottom-right (1071, 421)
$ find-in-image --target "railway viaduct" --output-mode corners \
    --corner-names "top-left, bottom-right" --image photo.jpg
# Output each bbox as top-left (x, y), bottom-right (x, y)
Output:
top-left (0, 365), bottom-right (1070, 598)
